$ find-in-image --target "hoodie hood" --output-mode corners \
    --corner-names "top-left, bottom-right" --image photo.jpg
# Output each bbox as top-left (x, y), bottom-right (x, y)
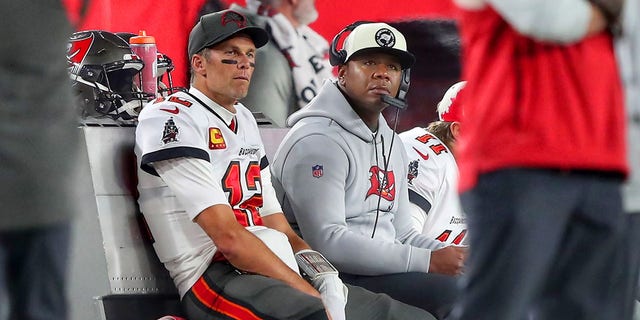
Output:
top-left (286, 80), bottom-right (391, 143)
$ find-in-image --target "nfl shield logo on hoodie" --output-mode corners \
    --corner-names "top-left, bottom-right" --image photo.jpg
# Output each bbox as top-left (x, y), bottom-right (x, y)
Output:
top-left (312, 164), bottom-right (323, 178)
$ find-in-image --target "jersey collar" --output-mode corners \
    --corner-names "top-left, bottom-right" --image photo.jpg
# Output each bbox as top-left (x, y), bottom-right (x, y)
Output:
top-left (188, 87), bottom-right (236, 127)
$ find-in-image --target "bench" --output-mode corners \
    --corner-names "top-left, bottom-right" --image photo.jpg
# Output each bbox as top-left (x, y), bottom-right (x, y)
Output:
top-left (68, 116), bottom-right (288, 320)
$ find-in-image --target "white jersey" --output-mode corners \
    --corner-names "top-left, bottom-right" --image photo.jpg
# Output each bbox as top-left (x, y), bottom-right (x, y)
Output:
top-left (399, 127), bottom-right (467, 245)
top-left (135, 88), bottom-right (274, 296)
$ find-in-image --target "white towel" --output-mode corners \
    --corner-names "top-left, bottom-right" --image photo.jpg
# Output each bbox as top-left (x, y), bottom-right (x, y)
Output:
top-left (240, 0), bottom-right (335, 109)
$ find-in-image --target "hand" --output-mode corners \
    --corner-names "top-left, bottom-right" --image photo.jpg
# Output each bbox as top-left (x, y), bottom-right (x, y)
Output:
top-left (587, 0), bottom-right (624, 36)
top-left (588, 0), bottom-right (623, 26)
top-left (429, 245), bottom-right (467, 276)
top-left (311, 274), bottom-right (348, 320)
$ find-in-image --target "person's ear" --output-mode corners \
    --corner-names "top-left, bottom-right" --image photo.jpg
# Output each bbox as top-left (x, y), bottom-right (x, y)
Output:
top-left (191, 54), bottom-right (206, 77)
top-left (451, 121), bottom-right (462, 140)
top-left (337, 66), bottom-right (346, 86)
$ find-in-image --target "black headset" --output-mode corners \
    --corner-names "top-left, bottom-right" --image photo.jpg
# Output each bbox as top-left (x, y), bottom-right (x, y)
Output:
top-left (329, 21), bottom-right (411, 110)
top-left (329, 21), bottom-right (372, 66)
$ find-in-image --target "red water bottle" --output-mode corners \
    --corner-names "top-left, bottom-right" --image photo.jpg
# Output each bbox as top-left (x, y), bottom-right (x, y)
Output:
top-left (129, 30), bottom-right (157, 97)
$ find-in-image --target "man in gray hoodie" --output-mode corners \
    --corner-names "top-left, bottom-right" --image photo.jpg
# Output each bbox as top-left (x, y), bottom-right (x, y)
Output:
top-left (271, 21), bottom-right (465, 320)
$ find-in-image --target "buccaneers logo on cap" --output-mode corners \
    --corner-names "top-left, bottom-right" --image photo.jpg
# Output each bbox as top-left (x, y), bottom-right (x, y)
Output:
top-left (366, 166), bottom-right (396, 201)
top-left (375, 28), bottom-right (395, 48)
top-left (221, 11), bottom-right (247, 28)
top-left (67, 33), bottom-right (94, 65)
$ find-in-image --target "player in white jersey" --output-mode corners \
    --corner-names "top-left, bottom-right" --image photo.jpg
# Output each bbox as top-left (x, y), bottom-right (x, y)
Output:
top-left (137, 88), bottom-right (274, 290)
top-left (400, 82), bottom-right (467, 245)
top-left (136, 9), bottom-right (434, 320)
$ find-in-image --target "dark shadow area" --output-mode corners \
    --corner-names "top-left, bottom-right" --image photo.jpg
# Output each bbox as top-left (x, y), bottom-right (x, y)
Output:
top-left (386, 19), bottom-right (461, 132)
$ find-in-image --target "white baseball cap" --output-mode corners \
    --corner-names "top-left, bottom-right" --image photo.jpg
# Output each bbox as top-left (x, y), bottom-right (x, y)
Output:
top-left (342, 22), bottom-right (415, 69)
top-left (438, 81), bottom-right (467, 122)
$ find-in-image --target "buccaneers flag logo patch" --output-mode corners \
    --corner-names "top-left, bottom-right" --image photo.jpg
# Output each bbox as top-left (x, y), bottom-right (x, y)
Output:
top-left (366, 166), bottom-right (396, 201)
top-left (407, 160), bottom-right (419, 184)
top-left (161, 118), bottom-right (179, 144)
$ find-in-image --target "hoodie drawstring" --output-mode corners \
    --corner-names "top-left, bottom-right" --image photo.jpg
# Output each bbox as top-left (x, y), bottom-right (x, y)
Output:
top-left (370, 109), bottom-right (402, 238)
top-left (372, 133), bottom-right (382, 238)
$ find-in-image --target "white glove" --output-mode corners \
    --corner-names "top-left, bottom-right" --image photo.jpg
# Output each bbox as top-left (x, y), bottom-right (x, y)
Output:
top-left (294, 249), bottom-right (348, 320)
top-left (311, 273), bottom-right (348, 320)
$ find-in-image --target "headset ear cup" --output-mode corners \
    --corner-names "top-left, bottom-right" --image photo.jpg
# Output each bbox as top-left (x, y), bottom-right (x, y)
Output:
top-left (336, 51), bottom-right (347, 65)
top-left (329, 34), bottom-right (346, 66)
top-left (396, 68), bottom-right (411, 103)
top-left (329, 49), bottom-right (345, 66)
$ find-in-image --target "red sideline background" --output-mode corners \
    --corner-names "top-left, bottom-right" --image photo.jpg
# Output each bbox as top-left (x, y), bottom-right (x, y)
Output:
top-left (63, 0), bottom-right (457, 88)
top-left (62, 0), bottom-right (461, 130)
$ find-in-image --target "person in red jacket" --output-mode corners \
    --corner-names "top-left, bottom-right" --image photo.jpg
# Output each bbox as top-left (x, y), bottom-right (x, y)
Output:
top-left (448, 1), bottom-right (628, 320)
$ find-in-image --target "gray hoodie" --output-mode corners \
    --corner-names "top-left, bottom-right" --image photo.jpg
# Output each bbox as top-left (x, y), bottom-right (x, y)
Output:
top-left (271, 81), bottom-right (445, 275)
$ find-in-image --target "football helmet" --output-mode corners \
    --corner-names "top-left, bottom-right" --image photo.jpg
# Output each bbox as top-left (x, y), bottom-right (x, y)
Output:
top-left (115, 32), bottom-right (183, 97)
top-left (67, 30), bottom-right (151, 120)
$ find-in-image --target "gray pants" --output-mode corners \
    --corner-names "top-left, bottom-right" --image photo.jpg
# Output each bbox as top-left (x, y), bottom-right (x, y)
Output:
top-left (449, 169), bottom-right (626, 320)
top-left (613, 213), bottom-right (640, 319)
top-left (182, 261), bottom-right (435, 320)
top-left (0, 223), bottom-right (71, 320)
top-left (341, 272), bottom-right (457, 319)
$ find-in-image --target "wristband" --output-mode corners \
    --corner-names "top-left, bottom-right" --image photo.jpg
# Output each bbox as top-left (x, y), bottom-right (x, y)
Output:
top-left (295, 249), bottom-right (338, 280)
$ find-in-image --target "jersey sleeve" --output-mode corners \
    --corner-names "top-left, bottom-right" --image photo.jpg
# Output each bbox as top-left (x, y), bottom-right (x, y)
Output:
top-left (405, 145), bottom-right (441, 212)
top-left (400, 131), bottom-right (441, 215)
top-left (486, 0), bottom-right (592, 43)
top-left (136, 98), bottom-right (210, 177)
top-left (408, 202), bottom-right (428, 232)
top-left (391, 142), bottom-right (447, 253)
top-left (279, 134), bottom-right (433, 275)
top-left (153, 157), bottom-right (230, 220)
